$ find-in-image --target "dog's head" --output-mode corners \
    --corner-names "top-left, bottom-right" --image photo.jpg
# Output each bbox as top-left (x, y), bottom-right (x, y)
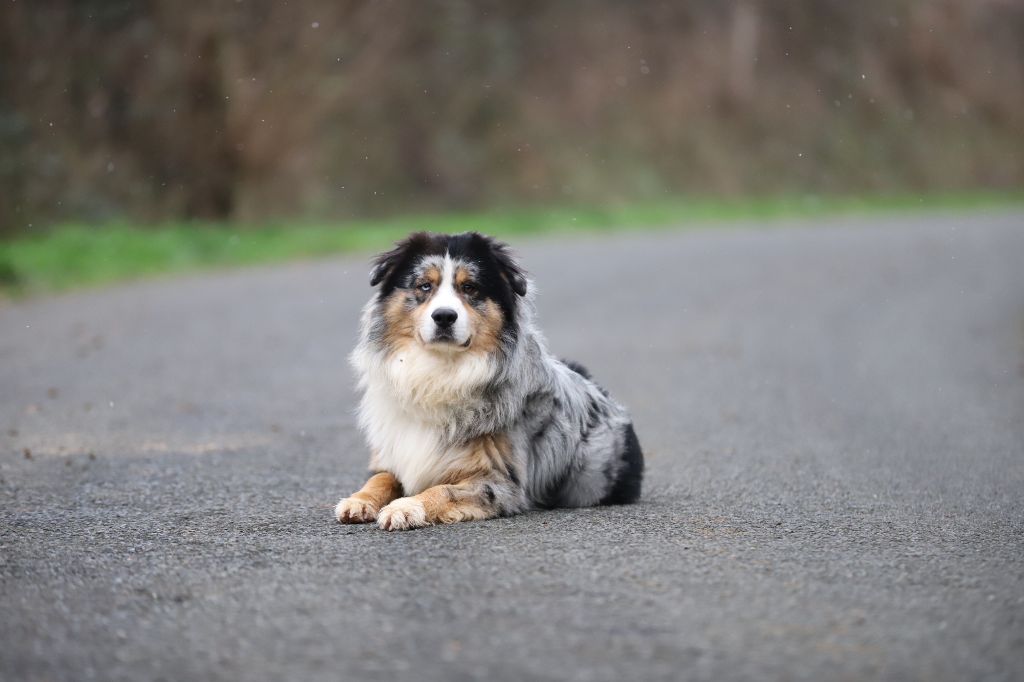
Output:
top-left (366, 232), bottom-right (528, 354)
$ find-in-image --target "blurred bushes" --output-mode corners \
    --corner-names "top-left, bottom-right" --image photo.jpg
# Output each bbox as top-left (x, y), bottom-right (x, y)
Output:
top-left (1, 0), bottom-right (1022, 234)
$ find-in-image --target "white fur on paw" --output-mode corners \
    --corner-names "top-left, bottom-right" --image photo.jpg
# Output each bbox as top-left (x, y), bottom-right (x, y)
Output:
top-left (335, 497), bottom-right (378, 524)
top-left (377, 497), bottom-right (428, 531)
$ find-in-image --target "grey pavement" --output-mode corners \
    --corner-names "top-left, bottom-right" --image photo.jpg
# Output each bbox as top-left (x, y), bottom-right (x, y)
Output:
top-left (1, 211), bottom-right (1023, 681)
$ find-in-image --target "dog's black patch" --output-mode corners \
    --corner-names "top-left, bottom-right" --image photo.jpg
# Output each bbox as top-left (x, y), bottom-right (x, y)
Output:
top-left (531, 414), bottom-right (555, 448)
top-left (578, 395), bottom-right (608, 445)
top-left (506, 464), bottom-right (520, 487)
top-left (586, 397), bottom-right (607, 427)
top-left (534, 468), bottom-right (571, 510)
top-left (563, 359), bottom-right (610, 397)
top-left (562, 359), bottom-right (592, 380)
top-left (482, 483), bottom-right (496, 504)
top-left (535, 443), bottom-right (591, 510)
top-left (599, 423), bottom-right (644, 505)
top-left (370, 232), bottom-right (433, 297)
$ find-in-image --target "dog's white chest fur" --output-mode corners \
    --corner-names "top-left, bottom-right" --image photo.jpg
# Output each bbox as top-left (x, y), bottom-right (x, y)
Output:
top-left (352, 342), bottom-right (496, 495)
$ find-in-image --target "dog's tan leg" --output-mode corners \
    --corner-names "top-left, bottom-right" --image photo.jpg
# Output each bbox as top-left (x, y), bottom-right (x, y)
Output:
top-left (335, 471), bottom-right (402, 524)
top-left (377, 478), bottom-right (500, 531)
top-left (375, 434), bottom-right (520, 530)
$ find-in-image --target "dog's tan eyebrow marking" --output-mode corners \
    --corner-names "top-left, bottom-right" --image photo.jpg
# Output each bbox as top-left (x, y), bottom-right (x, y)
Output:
top-left (412, 256), bottom-right (445, 285)
top-left (454, 266), bottom-right (475, 287)
top-left (420, 266), bottom-right (441, 286)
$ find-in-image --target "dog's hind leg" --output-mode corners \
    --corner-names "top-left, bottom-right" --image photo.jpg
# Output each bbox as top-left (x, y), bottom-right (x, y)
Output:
top-left (335, 471), bottom-right (403, 524)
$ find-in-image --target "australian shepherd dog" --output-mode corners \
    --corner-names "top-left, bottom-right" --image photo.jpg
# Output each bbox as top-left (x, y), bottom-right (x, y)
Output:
top-left (334, 232), bottom-right (643, 530)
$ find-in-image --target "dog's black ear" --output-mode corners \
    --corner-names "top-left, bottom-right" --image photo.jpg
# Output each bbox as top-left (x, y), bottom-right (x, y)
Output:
top-left (480, 234), bottom-right (527, 297)
top-left (368, 254), bottom-right (394, 287)
top-left (369, 232), bottom-right (428, 287)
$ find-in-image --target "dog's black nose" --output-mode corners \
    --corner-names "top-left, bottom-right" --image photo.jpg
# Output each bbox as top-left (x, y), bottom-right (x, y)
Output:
top-left (431, 307), bottom-right (458, 328)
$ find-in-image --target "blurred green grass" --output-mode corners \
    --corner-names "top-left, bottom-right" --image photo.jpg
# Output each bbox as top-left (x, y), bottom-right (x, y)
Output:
top-left (2, 192), bottom-right (1021, 297)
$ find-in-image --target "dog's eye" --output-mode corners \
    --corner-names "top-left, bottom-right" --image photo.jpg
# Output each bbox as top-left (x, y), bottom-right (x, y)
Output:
top-left (418, 282), bottom-right (432, 292)
top-left (461, 283), bottom-right (477, 295)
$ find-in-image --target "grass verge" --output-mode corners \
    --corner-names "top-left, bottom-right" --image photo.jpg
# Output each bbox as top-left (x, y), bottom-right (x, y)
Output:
top-left (2, 192), bottom-right (1021, 297)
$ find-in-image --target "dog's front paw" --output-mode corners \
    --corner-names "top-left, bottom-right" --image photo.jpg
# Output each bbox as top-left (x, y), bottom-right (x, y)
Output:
top-left (377, 497), bottom-right (428, 531)
top-left (335, 497), bottom-right (378, 524)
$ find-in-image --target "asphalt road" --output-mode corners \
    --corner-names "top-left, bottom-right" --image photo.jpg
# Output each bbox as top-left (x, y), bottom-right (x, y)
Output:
top-left (2, 211), bottom-right (1023, 681)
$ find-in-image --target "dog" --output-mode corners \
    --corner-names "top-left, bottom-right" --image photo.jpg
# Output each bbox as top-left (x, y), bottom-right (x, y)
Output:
top-left (334, 231), bottom-right (643, 530)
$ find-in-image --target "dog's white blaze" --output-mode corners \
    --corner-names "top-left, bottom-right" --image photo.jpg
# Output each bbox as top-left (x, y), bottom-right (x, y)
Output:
top-left (420, 254), bottom-right (471, 346)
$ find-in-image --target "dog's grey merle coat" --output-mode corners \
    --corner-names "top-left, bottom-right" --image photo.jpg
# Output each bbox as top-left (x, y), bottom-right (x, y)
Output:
top-left (336, 231), bottom-right (642, 530)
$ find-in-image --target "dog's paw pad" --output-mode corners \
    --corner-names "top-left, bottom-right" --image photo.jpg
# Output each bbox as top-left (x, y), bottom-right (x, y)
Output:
top-left (377, 498), bottom-right (428, 531)
top-left (335, 497), bottom-right (378, 524)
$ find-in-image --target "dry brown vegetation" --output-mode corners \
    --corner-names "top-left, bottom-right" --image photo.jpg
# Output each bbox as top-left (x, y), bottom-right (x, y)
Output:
top-left (2, 0), bottom-right (1022, 233)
